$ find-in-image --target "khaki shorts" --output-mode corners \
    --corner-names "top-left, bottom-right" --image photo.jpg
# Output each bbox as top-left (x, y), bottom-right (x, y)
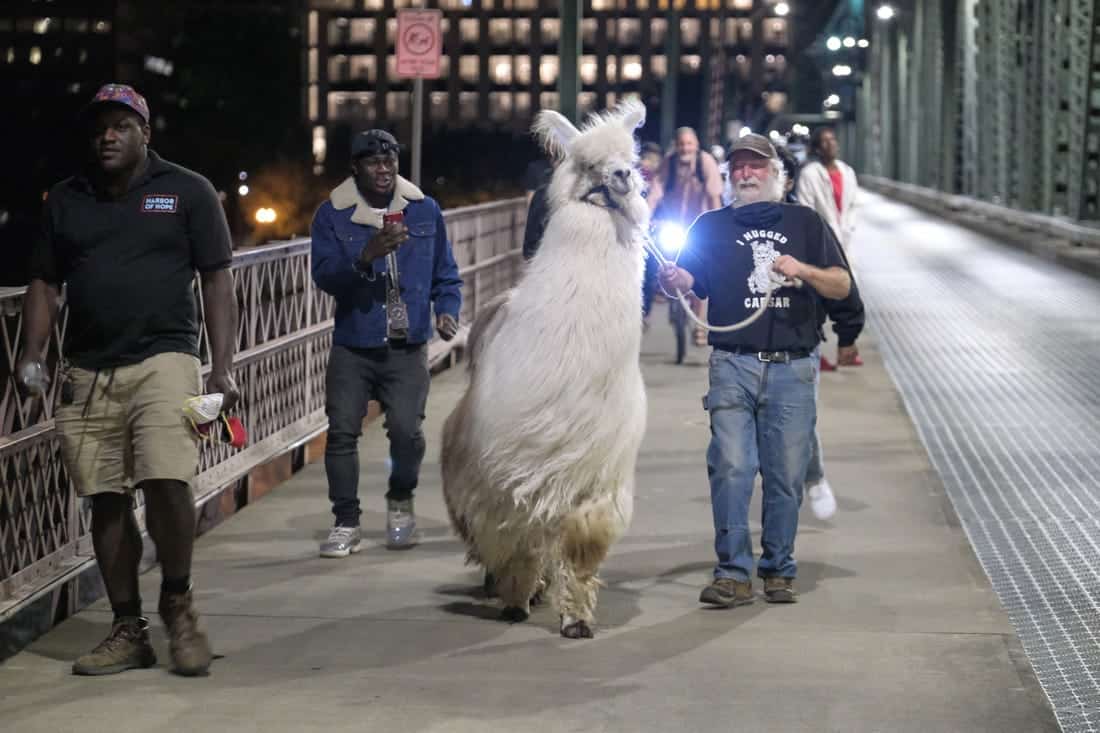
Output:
top-left (56, 352), bottom-right (202, 497)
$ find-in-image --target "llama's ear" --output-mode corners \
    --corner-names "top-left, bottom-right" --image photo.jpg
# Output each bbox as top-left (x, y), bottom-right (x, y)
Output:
top-left (533, 110), bottom-right (579, 159)
top-left (619, 99), bottom-right (646, 132)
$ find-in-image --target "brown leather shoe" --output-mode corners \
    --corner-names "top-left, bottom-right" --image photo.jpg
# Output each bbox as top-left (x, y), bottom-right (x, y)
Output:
top-left (159, 589), bottom-right (213, 676)
top-left (72, 617), bottom-right (156, 676)
top-left (763, 576), bottom-right (798, 603)
top-left (699, 577), bottom-right (754, 607)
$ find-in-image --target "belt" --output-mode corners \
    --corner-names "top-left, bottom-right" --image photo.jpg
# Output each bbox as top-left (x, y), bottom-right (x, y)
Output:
top-left (714, 345), bottom-right (813, 363)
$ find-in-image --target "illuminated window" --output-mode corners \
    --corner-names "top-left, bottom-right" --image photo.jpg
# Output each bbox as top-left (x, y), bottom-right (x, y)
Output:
top-left (309, 84), bottom-right (319, 120)
top-left (540, 19), bottom-right (559, 44)
top-left (739, 19), bottom-right (753, 43)
top-left (490, 55), bottom-right (512, 84)
top-left (621, 55), bottom-right (643, 81)
top-left (363, 0), bottom-right (384, 8)
top-left (515, 19), bottom-right (531, 44)
top-left (490, 19), bottom-right (511, 45)
top-left (591, 0), bottom-right (614, 9)
top-left (309, 49), bottom-right (318, 82)
top-left (580, 55), bottom-right (597, 85)
top-left (539, 91), bottom-right (560, 112)
top-left (308, 11), bottom-right (318, 46)
top-left (439, 0), bottom-right (469, 8)
top-left (515, 56), bottom-right (532, 84)
top-left (618, 19), bottom-right (641, 45)
top-left (651, 55), bottom-right (667, 78)
top-left (33, 18), bottom-right (55, 34)
top-left (349, 55), bottom-right (377, 82)
top-left (5, 47), bottom-right (14, 64)
top-left (385, 18), bottom-right (397, 44)
top-left (93, 20), bottom-right (111, 34)
top-left (515, 0), bottom-right (538, 9)
top-left (680, 54), bottom-right (701, 72)
top-left (489, 92), bottom-right (512, 122)
top-left (764, 18), bottom-right (788, 45)
top-left (636, 0), bottom-right (648, 9)
top-left (312, 0), bottom-right (354, 8)
top-left (459, 92), bottom-right (478, 122)
top-left (582, 19), bottom-right (596, 46)
top-left (327, 91), bottom-right (375, 121)
top-left (29, 47), bottom-right (42, 65)
top-left (729, 0), bottom-right (751, 8)
top-left (328, 18), bottom-right (375, 45)
top-left (385, 54), bottom-right (398, 77)
top-left (459, 55), bottom-right (479, 83)
top-left (312, 126), bottom-right (326, 165)
top-left (539, 56), bottom-right (558, 85)
top-left (651, 18), bottom-right (666, 45)
top-left (387, 92), bottom-right (409, 120)
top-left (680, 18), bottom-right (700, 46)
top-left (724, 18), bottom-right (738, 43)
top-left (460, 19), bottom-right (478, 43)
top-left (515, 92), bottom-right (531, 116)
top-left (606, 92), bottom-right (617, 107)
top-left (578, 92), bottom-right (596, 115)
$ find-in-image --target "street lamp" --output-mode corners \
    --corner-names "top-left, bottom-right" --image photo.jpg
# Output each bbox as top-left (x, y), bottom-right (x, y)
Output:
top-left (254, 207), bottom-right (278, 224)
top-left (824, 94), bottom-right (841, 107)
top-left (238, 184), bottom-right (249, 197)
top-left (832, 64), bottom-right (852, 77)
top-left (858, 38), bottom-right (870, 48)
top-left (876, 4), bottom-right (896, 20)
top-left (774, 2), bottom-right (790, 16)
top-left (843, 36), bottom-right (856, 48)
top-left (826, 36), bottom-right (842, 51)
top-left (739, 126), bottom-right (752, 137)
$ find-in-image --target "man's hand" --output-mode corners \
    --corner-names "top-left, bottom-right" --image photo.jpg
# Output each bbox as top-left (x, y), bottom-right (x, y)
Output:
top-left (837, 344), bottom-right (861, 366)
top-left (436, 313), bottom-right (458, 341)
top-left (360, 223), bottom-right (409, 266)
top-left (658, 263), bottom-right (694, 294)
top-left (15, 355), bottom-right (49, 396)
top-left (772, 255), bottom-right (806, 281)
top-left (205, 371), bottom-right (241, 412)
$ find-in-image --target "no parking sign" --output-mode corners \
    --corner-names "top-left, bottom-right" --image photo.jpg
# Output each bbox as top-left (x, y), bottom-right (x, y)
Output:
top-left (396, 10), bottom-right (442, 79)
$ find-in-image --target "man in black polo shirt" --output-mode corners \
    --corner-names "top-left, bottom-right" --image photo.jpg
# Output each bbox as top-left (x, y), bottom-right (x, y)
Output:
top-left (15, 84), bottom-right (240, 676)
top-left (659, 134), bottom-right (851, 607)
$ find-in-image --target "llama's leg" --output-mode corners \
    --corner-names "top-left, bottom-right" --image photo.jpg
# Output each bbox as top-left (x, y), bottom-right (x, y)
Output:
top-left (495, 551), bottom-right (542, 623)
top-left (557, 501), bottom-right (621, 639)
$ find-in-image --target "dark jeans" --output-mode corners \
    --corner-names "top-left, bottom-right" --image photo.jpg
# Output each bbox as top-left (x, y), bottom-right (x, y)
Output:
top-left (324, 342), bottom-right (430, 527)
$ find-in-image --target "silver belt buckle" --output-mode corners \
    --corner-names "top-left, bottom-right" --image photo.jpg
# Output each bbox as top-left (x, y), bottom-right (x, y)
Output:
top-left (757, 351), bottom-right (788, 364)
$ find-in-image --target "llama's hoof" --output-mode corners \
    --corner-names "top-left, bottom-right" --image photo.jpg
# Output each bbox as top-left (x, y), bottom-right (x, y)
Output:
top-left (483, 572), bottom-right (498, 598)
top-left (500, 606), bottom-right (529, 623)
top-left (560, 620), bottom-right (594, 639)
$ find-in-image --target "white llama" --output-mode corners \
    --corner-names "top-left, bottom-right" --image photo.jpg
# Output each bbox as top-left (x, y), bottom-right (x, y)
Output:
top-left (441, 100), bottom-right (650, 639)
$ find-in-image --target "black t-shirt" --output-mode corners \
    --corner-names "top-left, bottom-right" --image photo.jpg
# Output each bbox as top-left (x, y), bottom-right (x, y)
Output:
top-left (522, 159), bottom-right (552, 192)
top-left (29, 151), bottom-right (233, 369)
top-left (677, 202), bottom-right (847, 352)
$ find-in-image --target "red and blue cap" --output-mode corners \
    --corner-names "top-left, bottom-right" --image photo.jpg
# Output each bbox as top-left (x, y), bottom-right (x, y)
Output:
top-left (80, 83), bottom-right (150, 125)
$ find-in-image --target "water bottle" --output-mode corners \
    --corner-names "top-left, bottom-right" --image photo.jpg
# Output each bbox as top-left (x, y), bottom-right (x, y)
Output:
top-left (20, 360), bottom-right (49, 395)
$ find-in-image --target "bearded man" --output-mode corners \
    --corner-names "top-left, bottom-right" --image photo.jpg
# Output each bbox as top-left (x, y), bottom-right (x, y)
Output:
top-left (658, 134), bottom-right (850, 607)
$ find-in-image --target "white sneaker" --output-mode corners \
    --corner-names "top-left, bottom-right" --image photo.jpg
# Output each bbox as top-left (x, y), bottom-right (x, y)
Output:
top-left (808, 479), bottom-right (837, 520)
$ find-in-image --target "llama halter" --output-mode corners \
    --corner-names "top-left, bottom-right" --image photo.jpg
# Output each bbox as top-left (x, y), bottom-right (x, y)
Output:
top-left (642, 234), bottom-right (801, 333)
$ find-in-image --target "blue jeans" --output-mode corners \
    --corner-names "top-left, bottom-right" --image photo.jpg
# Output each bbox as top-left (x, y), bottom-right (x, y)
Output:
top-left (704, 349), bottom-right (818, 581)
top-left (324, 343), bottom-right (430, 527)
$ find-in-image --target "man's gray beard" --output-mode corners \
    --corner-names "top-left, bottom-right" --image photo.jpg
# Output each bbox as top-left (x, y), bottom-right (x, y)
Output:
top-left (732, 177), bottom-right (784, 208)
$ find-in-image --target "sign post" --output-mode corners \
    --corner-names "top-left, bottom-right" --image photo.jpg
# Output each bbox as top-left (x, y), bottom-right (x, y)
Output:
top-left (396, 9), bottom-right (442, 187)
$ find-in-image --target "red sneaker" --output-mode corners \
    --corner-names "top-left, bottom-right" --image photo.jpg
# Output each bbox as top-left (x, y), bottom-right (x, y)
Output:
top-left (847, 354), bottom-right (864, 367)
top-left (820, 355), bottom-right (837, 372)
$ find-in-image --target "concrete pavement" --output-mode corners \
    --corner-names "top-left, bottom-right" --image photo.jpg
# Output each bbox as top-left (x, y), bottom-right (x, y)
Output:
top-left (0, 316), bottom-right (1058, 732)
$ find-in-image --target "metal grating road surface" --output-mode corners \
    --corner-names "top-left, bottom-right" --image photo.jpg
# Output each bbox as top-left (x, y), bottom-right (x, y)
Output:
top-left (856, 194), bottom-right (1100, 733)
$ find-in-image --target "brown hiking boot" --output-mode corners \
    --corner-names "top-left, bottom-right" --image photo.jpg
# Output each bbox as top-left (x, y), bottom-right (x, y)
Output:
top-left (159, 589), bottom-right (213, 676)
top-left (699, 577), bottom-right (754, 607)
top-left (763, 576), bottom-right (797, 603)
top-left (72, 617), bottom-right (156, 676)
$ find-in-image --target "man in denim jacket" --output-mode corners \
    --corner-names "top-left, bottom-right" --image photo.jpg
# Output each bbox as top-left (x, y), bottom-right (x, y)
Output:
top-left (310, 129), bottom-right (462, 556)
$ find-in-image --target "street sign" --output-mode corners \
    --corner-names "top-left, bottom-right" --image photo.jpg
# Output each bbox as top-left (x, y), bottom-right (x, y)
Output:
top-left (396, 9), bottom-right (442, 79)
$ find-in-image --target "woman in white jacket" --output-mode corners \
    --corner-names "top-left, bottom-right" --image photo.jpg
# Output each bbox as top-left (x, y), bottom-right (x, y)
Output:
top-left (795, 128), bottom-right (859, 257)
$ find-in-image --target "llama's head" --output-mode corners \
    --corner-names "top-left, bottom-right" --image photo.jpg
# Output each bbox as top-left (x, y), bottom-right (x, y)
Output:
top-left (533, 99), bottom-right (649, 238)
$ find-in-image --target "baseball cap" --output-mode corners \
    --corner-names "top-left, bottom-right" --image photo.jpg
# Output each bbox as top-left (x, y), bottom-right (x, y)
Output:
top-left (728, 133), bottom-right (777, 160)
top-left (352, 129), bottom-right (401, 160)
top-left (79, 83), bottom-right (150, 125)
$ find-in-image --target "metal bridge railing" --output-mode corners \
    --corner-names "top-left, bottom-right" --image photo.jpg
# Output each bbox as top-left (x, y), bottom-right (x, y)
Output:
top-left (0, 196), bottom-right (526, 621)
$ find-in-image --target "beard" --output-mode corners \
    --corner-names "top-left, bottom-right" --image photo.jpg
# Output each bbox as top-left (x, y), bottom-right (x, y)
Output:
top-left (731, 175), bottom-right (784, 208)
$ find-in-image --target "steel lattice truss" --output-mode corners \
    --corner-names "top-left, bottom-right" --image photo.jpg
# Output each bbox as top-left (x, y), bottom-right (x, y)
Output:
top-left (862, 0), bottom-right (1097, 221)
